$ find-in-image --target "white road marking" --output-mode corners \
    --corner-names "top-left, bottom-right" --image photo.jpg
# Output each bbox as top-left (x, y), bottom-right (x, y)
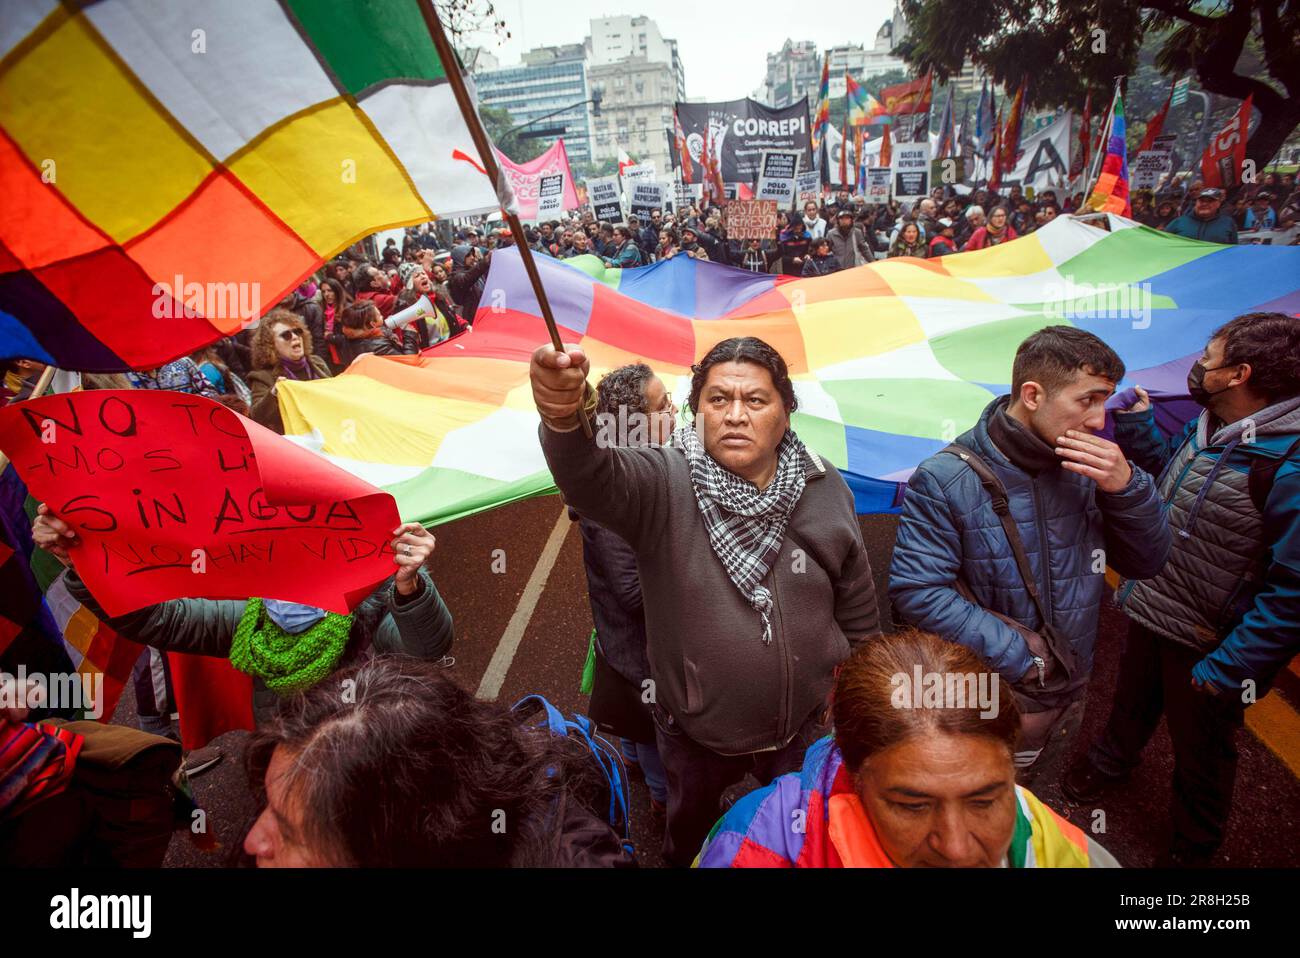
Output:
top-left (476, 506), bottom-right (572, 701)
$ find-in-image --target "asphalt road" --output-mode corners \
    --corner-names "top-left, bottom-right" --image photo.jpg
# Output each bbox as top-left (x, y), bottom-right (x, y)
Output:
top-left (144, 498), bottom-right (1300, 868)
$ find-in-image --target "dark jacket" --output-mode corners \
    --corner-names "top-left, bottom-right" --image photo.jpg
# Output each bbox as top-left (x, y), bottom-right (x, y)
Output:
top-left (246, 355), bottom-right (332, 435)
top-left (66, 568), bottom-right (454, 724)
top-left (889, 397), bottom-right (1170, 690)
top-left (339, 327), bottom-right (418, 366)
top-left (828, 224), bottom-right (874, 268)
top-left (448, 252), bottom-right (492, 323)
top-left (776, 229), bottom-right (811, 275)
top-left (801, 253), bottom-right (839, 277)
top-left (290, 297), bottom-right (325, 361)
top-left (1164, 212), bottom-right (1238, 245)
top-left (541, 422), bottom-right (881, 755)
top-left (573, 511), bottom-right (648, 686)
top-left (1113, 398), bottom-right (1300, 693)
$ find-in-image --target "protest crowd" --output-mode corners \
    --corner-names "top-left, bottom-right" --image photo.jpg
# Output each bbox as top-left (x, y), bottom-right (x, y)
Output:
top-left (2, 1), bottom-right (1299, 883)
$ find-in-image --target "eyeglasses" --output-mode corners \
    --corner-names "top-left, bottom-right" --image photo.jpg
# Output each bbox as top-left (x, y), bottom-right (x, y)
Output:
top-left (277, 329), bottom-right (303, 342)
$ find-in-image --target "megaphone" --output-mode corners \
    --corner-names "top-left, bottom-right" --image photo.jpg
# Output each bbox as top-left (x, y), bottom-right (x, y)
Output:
top-left (385, 294), bottom-right (434, 331)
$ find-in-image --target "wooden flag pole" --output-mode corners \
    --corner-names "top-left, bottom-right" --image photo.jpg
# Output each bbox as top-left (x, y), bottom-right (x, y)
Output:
top-left (415, 0), bottom-right (592, 437)
top-left (0, 364), bottom-right (58, 473)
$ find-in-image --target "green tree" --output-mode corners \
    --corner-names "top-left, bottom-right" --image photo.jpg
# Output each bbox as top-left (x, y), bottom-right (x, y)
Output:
top-left (480, 105), bottom-right (548, 163)
top-left (896, 0), bottom-right (1299, 173)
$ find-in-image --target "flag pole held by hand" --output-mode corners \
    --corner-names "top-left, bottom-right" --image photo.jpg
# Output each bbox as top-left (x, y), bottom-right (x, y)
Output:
top-left (416, 0), bottom-right (592, 438)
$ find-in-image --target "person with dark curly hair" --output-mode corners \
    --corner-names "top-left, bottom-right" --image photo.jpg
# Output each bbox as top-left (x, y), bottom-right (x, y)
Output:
top-left (576, 363), bottom-right (676, 822)
top-left (531, 335), bottom-right (881, 866)
top-left (1066, 312), bottom-right (1300, 866)
top-left (240, 655), bottom-right (633, 867)
top-left (246, 309), bottom-right (331, 434)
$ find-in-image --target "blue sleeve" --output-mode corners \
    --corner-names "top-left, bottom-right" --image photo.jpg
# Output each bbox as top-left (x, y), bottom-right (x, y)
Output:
top-left (1193, 468), bottom-right (1300, 693)
top-left (1097, 465), bottom-right (1171, 580)
top-left (1113, 406), bottom-right (1191, 478)
top-left (887, 465), bottom-right (1033, 680)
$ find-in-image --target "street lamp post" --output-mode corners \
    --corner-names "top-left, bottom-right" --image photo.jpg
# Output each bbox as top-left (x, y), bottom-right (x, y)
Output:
top-left (500, 87), bottom-right (603, 158)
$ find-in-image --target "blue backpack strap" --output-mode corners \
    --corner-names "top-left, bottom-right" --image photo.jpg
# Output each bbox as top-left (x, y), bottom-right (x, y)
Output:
top-left (510, 694), bottom-right (567, 738)
top-left (511, 695), bottom-right (632, 842)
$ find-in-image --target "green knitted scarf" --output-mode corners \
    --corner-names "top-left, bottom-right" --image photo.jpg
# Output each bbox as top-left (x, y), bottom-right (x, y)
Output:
top-left (229, 598), bottom-right (355, 695)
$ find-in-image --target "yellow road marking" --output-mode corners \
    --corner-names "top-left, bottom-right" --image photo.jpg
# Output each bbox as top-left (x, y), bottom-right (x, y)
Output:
top-left (1245, 690), bottom-right (1300, 780)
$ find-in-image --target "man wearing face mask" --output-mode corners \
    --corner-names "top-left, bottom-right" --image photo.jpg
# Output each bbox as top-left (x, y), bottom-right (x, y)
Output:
top-left (1065, 312), bottom-right (1300, 867)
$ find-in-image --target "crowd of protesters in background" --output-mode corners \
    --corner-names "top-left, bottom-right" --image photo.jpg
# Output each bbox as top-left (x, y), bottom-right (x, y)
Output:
top-left (102, 171), bottom-right (1294, 443)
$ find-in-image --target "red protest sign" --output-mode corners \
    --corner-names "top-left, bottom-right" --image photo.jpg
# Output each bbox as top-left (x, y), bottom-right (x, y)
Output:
top-left (1200, 93), bottom-right (1253, 190)
top-left (0, 390), bottom-right (401, 617)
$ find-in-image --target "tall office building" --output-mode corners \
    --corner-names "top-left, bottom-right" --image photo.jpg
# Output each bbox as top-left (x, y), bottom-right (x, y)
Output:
top-left (585, 16), bottom-right (685, 179)
top-left (474, 43), bottom-right (594, 166)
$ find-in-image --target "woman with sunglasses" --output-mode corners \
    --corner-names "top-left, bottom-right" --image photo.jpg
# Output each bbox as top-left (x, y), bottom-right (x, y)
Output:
top-left (247, 309), bottom-right (332, 434)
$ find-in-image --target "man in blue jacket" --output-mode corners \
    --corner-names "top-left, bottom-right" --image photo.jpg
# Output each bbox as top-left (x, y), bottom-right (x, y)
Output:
top-left (889, 326), bottom-right (1171, 788)
top-left (1065, 312), bottom-right (1300, 866)
top-left (1164, 187), bottom-right (1238, 244)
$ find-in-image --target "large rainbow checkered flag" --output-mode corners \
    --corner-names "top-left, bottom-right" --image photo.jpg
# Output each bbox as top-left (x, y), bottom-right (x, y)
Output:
top-left (0, 0), bottom-right (502, 372)
top-left (277, 217), bottom-right (1300, 524)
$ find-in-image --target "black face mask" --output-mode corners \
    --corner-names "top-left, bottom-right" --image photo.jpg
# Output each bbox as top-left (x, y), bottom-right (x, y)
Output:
top-left (1187, 361), bottom-right (1233, 407)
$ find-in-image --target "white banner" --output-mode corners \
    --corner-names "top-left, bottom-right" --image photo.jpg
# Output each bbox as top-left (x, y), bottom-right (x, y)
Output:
top-left (587, 176), bottom-right (624, 224)
top-left (796, 169), bottom-right (821, 205)
top-left (866, 167), bottom-right (891, 202)
top-left (755, 149), bottom-right (801, 208)
top-left (1004, 112), bottom-right (1073, 193)
top-left (893, 142), bottom-right (931, 201)
top-left (629, 180), bottom-right (666, 219)
top-left (537, 172), bottom-right (565, 218)
top-left (621, 162), bottom-right (656, 185)
top-left (1132, 150), bottom-right (1173, 192)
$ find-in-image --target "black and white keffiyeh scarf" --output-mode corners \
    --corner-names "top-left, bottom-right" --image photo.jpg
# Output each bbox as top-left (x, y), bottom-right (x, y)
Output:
top-left (673, 424), bottom-right (808, 644)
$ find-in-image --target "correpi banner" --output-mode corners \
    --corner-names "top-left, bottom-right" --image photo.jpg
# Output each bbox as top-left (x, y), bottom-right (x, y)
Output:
top-left (675, 98), bottom-right (812, 184)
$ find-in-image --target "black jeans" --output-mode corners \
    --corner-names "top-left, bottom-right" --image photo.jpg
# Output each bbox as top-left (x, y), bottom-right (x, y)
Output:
top-left (1088, 621), bottom-right (1245, 854)
top-left (653, 705), bottom-right (825, 867)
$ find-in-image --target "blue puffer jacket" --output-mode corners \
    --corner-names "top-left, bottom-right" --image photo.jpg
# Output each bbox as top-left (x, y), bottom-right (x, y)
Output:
top-left (889, 397), bottom-right (1171, 687)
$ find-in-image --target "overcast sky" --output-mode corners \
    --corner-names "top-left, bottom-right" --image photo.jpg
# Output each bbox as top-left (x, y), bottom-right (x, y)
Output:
top-left (462, 0), bottom-right (898, 101)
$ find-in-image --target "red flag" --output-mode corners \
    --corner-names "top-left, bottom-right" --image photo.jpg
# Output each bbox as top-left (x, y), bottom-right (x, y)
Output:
top-left (839, 112), bottom-right (849, 188)
top-left (879, 123), bottom-right (892, 169)
top-left (877, 72), bottom-right (934, 118)
top-left (988, 106), bottom-right (1004, 191)
top-left (1200, 94), bottom-right (1253, 189)
top-left (673, 109), bottom-right (693, 184)
top-left (999, 80), bottom-right (1027, 174)
top-left (1071, 92), bottom-right (1092, 178)
top-left (1137, 80), bottom-right (1175, 154)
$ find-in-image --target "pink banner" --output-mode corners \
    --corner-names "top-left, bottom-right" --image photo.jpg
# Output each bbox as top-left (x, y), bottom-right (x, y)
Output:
top-left (494, 139), bottom-right (580, 221)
